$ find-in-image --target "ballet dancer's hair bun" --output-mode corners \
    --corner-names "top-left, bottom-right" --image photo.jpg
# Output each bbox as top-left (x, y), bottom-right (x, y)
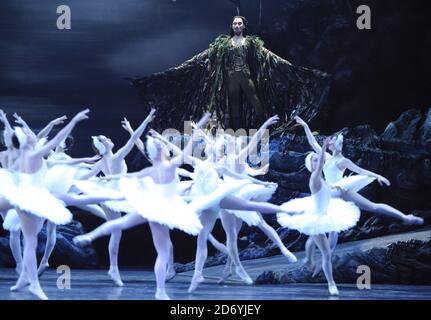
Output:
top-left (92, 136), bottom-right (106, 155)
top-left (305, 152), bottom-right (315, 172)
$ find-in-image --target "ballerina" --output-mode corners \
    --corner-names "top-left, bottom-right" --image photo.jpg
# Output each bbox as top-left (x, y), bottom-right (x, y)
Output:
top-left (294, 116), bottom-right (424, 271)
top-left (277, 138), bottom-right (361, 295)
top-left (71, 108), bottom-right (156, 287)
top-left (0, 109), bottom-right (91, 300)
top-left (195, 116), bottom-right (298, 284)
top-left (73, 112), bottom-right (212, 300)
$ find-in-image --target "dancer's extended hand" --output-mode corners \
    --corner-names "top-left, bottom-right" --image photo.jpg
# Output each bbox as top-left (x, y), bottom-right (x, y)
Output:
top-left (72, 109), bottom-right (90, 123)
top-left (121, 118), bottom-right (133, 133)
top-left (376, 175), bottom-right (391, 187)
top-left (294, 116), bottom-right (306, 127)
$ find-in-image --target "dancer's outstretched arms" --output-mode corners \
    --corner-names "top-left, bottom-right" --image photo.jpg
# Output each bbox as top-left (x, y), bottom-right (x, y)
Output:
top-left (36, 116), bottom-right (67, 139)
top-left (47, 155), bottom-right (100, 166)
top-left (12, 113), bottom-right (33, 134)
top-left (310, 138), bottom-right (329, 193)
top-left (114, 108), bottom-right (156, 160)
top-left (295, 116), bottom-right (322, 153)
top-left (32, 109), bottom-right (89, 159)
top-left (172, 112), bottom-right (211, 167)
top-left (237, 115), bottom-right (279, 164)
top-left (339, 158), bottom-right (390, 186)
top-left (121, 118), bottom-right (146, 155)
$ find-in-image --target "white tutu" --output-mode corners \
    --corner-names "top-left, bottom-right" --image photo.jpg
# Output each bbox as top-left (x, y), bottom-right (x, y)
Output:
top-left (45, 164), bottom-right (79, 196)
top-left (0, 168), bottom-right (72, 225)
top-left (277, 183), bottom-right (360, 235)
top-left (2, 209), bottom-right (21, 232)
top-left (74, 179), bottom-right (134, 214)
top-left (119, 176), bottom-right (202, 235)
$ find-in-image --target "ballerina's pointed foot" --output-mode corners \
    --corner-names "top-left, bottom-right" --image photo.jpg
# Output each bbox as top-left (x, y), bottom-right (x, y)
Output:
top-left (312, 263), bottom-right (323, 278)
top-left (188, 272), bottom-right (205, 293)
top-left (235, 267), bottom-right (253, 285)
top-left (281, 248), bottom-right (298, 263)
top-left (405, 214), bottom-right (424, 225)
top-left (108, 268), bottom-right (124, 287)
top-left (73, 234), bottom-right (92, 247)
top-left (38, 261), bottom-right (49, 277)
top-left (10, 274), bottom-right (30, 291)
top-left (29, 283), bottom-right (48, 300)
top-left (166, 267), bottom-right (176, 282)
top-left (328, 283), bottom-right (339, 296)
top-left (155, 289), bottom-right (171, 300)
top-left (15, 262), bottom-right (23, 275)
top-left (218, 265), bottom-right (233, 285)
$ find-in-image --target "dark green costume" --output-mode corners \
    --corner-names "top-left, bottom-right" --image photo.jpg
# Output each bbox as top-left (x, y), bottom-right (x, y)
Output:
top-left (131, 35), bottom-right (331, 133)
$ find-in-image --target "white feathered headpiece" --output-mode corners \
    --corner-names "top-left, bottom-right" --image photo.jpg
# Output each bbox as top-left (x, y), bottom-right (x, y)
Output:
top-left (92, 136), bottom-right (106, 155)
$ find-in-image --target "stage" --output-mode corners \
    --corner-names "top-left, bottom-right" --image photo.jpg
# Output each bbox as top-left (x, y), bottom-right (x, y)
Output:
top-left (1, 250), bottom-right (431, 300)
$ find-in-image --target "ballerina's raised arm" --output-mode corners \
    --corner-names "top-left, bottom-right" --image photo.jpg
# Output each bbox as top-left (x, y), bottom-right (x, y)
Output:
top-left (295, 116), bottom-right (322, 153)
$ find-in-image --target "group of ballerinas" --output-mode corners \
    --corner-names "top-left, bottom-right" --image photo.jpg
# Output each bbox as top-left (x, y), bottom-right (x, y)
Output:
top-left (0, 108), bottom-right (423, 300)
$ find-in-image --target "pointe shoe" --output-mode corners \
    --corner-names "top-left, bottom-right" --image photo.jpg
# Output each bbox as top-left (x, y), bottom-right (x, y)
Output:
top-left (10, 274), bottom-right (30, 291)
top-left (281, 248), bottom-right (298, 263)
top-left (15, 262), bottom-right (23, 275)
top-left (188, 273), bottom-right (205, 293)
top-left (108, 268), bottom-right (124, 287)
top-left (166, 267), bottom-right (176, 282)
top-left (38, 261), bottom-right (49, 277)
top-left (218, 265), bottom-right (233, 285)
top-left (312, 263), bottom-right (322, 278)
top-left (155, 289), bottom-right (171, 300)
top-left (73, 234), bottom-right (93, 246)
top-left (328, 283), bottom-right (339, 296)
top-left (29, 283), bottom-right (48, 300)
top-left (405, 215), bottom-right (424, 225)
top-left (234, 266), bottom-right (253, 285)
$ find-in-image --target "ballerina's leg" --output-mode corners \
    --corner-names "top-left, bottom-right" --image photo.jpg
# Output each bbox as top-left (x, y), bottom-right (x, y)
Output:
top-left (219, 195), bottom-right (282, 214)
top-left (341, 191), bottom-right (423, 224)
top-left (9, 230), bottom-right (23, 274)
top-left (303, 237), bottom-right (316, 267)
top-left (14, 210), bottom-right (47, 300)
top-left (103, 207), bottom-right (124, 286)
top-left (166, 236), bottom-right (176, 281)
top-left (38, 221), bottom-right (56, 276)
top-left (208, 233), bottom-right (229, 255)
top-left (188, 210), bottom-right (218, 293)
top-left (256, 213), bottom-right (297, 262)
top-left (148, 222), bottom-right (171, 300)
top-left (311, 234), bottom-right (338, 295)
top-left (219, 210), bottom-right (253, 284)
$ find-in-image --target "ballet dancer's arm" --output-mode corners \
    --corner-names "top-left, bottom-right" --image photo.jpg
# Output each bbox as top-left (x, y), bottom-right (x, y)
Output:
top-left (237, 115), bottom-right (279, 164)
top-left (12, 113), bottom-right (33, 134)
top-left (36, 116), bottom-right (68, 139)
top-left (176, 167), bottom-right (194, 179)
top-left (121, 118), bottom-right (146, 155)
top-left (148, 129), bottom-right (182, 156)
top-left (114, 108), bottom-right (156, 160)
top-left (245, 163), bottom-right (269, 176)
top-left (32, 109), bottom-right (90, 159)
top-left (0, 110), bottom-right (14, 136)
top-left (191, 121), bottom-right (214, 145)
top-left (218, 165), bottom-right (272, 186)
top-left (339, 158), bottom-right (390, 186)
top-left (294, 116), bottom-right (322, 153)
top-left (47, 155), bottom-right (101, 166)
top-left (310, 138), bottom-right (329, 193)
top-left (172, 112), bottom-right (211, 167)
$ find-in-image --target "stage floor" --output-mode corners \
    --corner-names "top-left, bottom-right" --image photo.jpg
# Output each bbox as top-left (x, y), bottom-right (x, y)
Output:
top-left (2, 230), bottom-right (431, 300)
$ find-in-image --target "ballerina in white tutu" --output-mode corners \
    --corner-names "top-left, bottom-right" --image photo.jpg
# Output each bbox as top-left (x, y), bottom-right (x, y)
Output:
top-left (0, 110), bottom-right (23, 274)
top-left (277, 138), bottom-right (361, 295)
top-left (294, 116), bottom-right (424, 272)
top-left (0, 109), bottom-right (91, 300)
top-left (73, 112), bottom-right (212, 300)
top-left (196, 116), bottom-right (298, 284)
top-left (70, 108), bottom-right (156, 287)
top-left (37, 136), bottom-right (105, 276)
